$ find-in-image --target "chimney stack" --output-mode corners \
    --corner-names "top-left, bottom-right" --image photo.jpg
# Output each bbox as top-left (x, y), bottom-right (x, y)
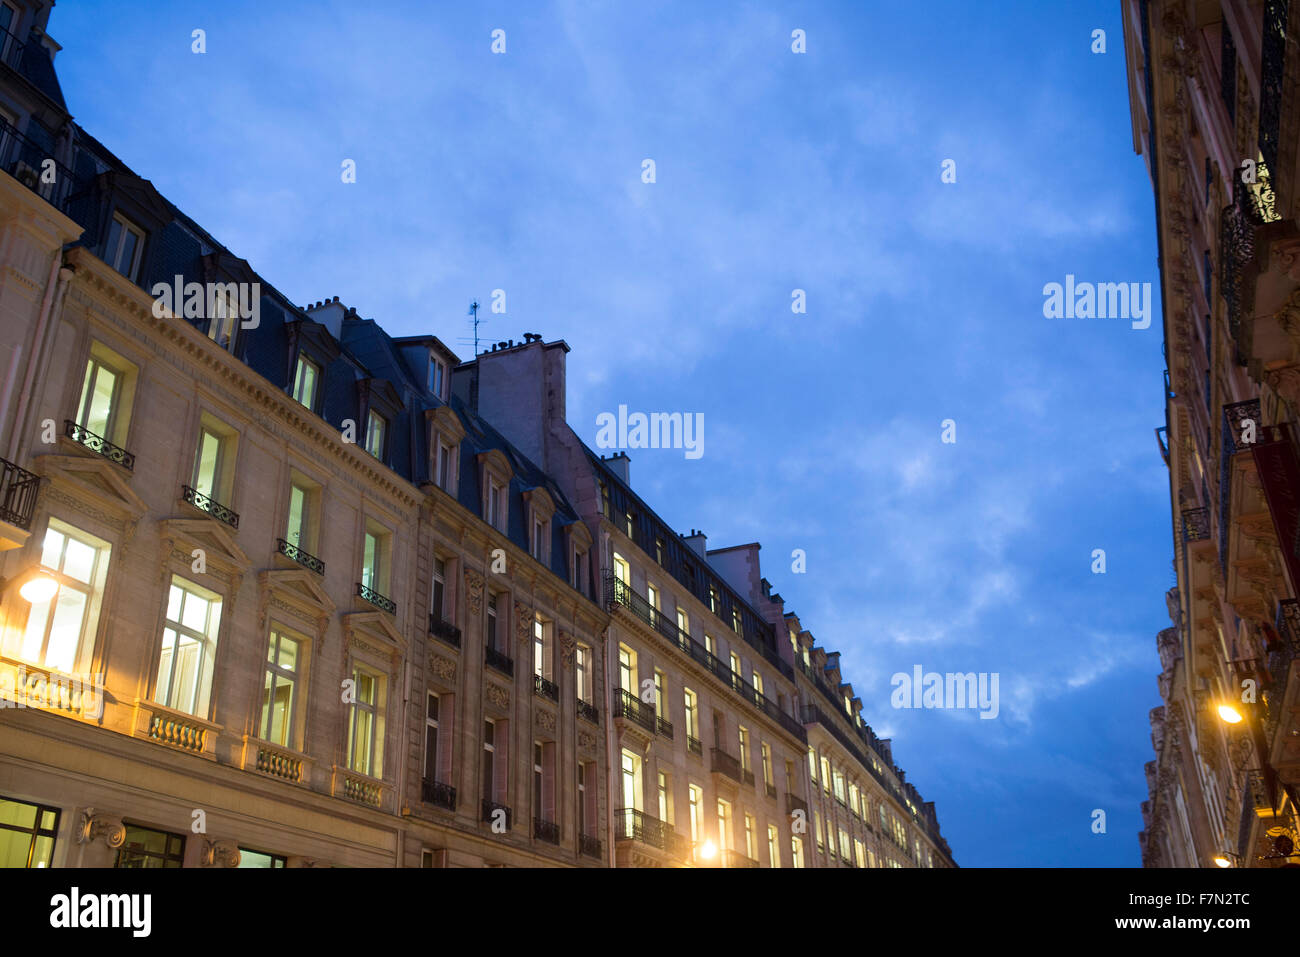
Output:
top-left (683, 528), bottom-right (707, 558)
top-left (605, 451), bottom-right (630, 485)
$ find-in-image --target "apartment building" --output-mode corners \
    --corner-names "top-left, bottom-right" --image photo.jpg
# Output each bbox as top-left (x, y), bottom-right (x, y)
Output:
top-left (1123, 0), bottom-right (1300, 867)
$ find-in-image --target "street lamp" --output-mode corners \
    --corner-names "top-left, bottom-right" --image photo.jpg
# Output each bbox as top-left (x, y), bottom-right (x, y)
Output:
top-left (1217, 703), bottom-right (1244, 724)
top-left (0, 566), bottom-right (57, 603)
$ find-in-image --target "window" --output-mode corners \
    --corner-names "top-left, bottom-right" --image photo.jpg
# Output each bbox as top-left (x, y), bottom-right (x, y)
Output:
top-left (577, 763), bottom-right (587, 836)
top-left (833, 769), bottom-right (846, 805)
top-left (745, 814), bottom-right (756, 861)
top-left (688, 785), bottom-right (703, 843)
top-left (676, 607), bottom-right (688, 637)
top-left (533, 742), bottom-right (544, 817)
top-left (838, 827), bottom-right (851, 861)
top-left (654, 669), bottom-right (666, 718)
top-left (259, 628), bottom-right (301, 748)
top-left (848, 782), bottom-right (860, 817)
top-left (291, 354), bottom-right (320, 410)
top-left (154, 575), bottom-right (222, 717)
top-left (191, 417), bottom-right (235, 504)
top-left (576, 644), bottom-right (592, 704)
top-left (486, 592), bottom-right (500, 651)
top-left (618, 644), bottom-right (635, 693)
top-left (620, 749), bottom-right (642, 811)
top-left (436, 439), bottom-right (456, 492)
top-left (820, 756), bottom-right (832, 794)
top-left (646, 582), bottom-right (659, 611)
top-left (105, 212), bottom-right (144, 282)
top-left (431, 557), bottom-right (447, 624)
top-left (569, 543), bottom-right (587, 594)
top-left (207, 288), bottom-right (238, 352)
top-left (360, 523), bottom-right (391, 596)
top-left (533, 616), bottom-right (552, 681)
top-left (0, 795), bottom-right (59, 868)
top-left (844, 694), bottom-right (853, 718)
top-left (285, 476), bottom-right (319, 552)
top-left (807, 748), bottom-right (817, 783)
top-left (752, 671), bottom-right (764, 698)
top-left (729, 651), bottom-right (741, 679)
top-left (115, 825), bottom-right (184, 868)
top-left (704, 634), bottom-right (715, 657)
top-left (347, 665), bottom-right (383, 778)
top-left (737, 726), bottom-right (750, 772)
top-left (788, 627), bottom-right (799, 659)
top-left (732, 607), bottom-right (742, 634)
top-left (716, 799), bottom-right (732, 851)
top-left (237, 849), bottom-right (286, 869)
top-left (5, 519), bottom-right (110, 674)
top-left (814, 810), bottom-right (824, 853)
top-left (612, 552), bottom-right (629, 586)
top-left (761, 743), bottom-right (773, 787)
top-left (658, 771), bottom-right (672, 823)
top-left (424, 693), bottom-right (439, 781)
top-left (683, 688), bottom-right (698, 740)
top-left (623, 510), bottom-right (634, 539)
top-left (427, 357), bottom-right (446, 398)
top-left (364, 410), bottom-right (387, 460)
top-left (791, 835), bottom-right (805, 868)
top-left (708, 587), bottom-right (719, 615)
top-left (482, 719), bottom-right (496, 802)
top-left (76, 349), bottom-right (134, 445)
top-left (487, 478), bottom-right (505, 530)
top-left (768, 824), bottom-right (780, 868)
top-left (855, 838), bottom-right (866, 868)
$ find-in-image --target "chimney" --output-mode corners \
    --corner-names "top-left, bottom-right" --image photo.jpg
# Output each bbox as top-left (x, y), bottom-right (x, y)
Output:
top-left (473, 335), bottom-right (570, 472)
top-left (683, 528), bottom-right (707, 557)
top-left (605, 451), bottom-right (630, 485)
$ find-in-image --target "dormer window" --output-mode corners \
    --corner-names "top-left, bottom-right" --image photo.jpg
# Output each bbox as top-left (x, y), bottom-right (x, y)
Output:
top-left (427, 357), bottom-right (447, 400)
top-left (427, 406), bottom-right (465, 497)
top-left (523, 487), bottom-right (555, 566)
top-left (364, 410), bottom-right (387, 460)
top-left (488, 479), bottom-right (504, 528)
top-left (207, 288), bottom-right (238, 353)
top-left (105, 212), bottom-right (144, 282)
top-left (292, 354), bottom-right (320, 410)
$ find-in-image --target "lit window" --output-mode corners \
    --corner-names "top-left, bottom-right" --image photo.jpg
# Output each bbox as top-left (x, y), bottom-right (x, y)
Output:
top-left (745, 813), bottom-right (757, 861)
top-left (612, 552), bottom-right (630, 586)
top-left (291, 355), bottom-right (320, 410)
top-left (424, 693), bottom-right (439, 781)
top-left (114, 824), bottom-right (184, 869)
top-left (364, 410), bottom-right (387, 459)
top-left (676, 607), bottom-right (689, 637)
top-left (259, 628), bottom-right (301, 748)
top-left (153, 575), bottom-right (222, 717)
top-left (0, 795), bottom-right (59, 868)
top-left (688, 785), bottom-right (703, 843)
top-left (5, 519), bottom-right (110, 674)
top-left (768, 824), bottom-right (780, 868)
top-left (76, 353), bottom-right (124, 442)
top-left (683, 688), bottom-right (698, 740)
top-left (436, 439), bottom-right (456, 491)
top-left (791, 835), bottom-right (805, 868)
top-left (347, 665), bottom-right (384, 777)
top-left (576, 644), bottom-right (592, 704)
top-left (207, 289), bottom-right (238, 352)
top-left (658, 771), bottom-right (671, 823)
top-left (761, 742), bottom-right (773, 787)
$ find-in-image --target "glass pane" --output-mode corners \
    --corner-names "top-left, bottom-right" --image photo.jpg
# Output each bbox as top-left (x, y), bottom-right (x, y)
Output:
top-left (105, 219), bottom-right (122, 269)
top-left (194, 431), bottom-right (220, 496)
top-left (351, 709), bottom-right (373, 775)
top-left (0, 799), bottom-right (37, 829)
top-left (172, 633), bottom-right (201, 712)
top-left (237, 849), bottom-right (275, 868)
top-left (117, 227), bottom-right (138, 277)
top-left (287, 485), bottom-right (305, 543)
top-left (44, 586), bottom-right (87, 672)
top-left (17, 597), bottom-right (51, 662)
top-left (260, 670), bottom-right (274, 739)
top-left (155, 627), bottom-right (176, 704)
top-left (0, 829), bottom-right (31, 867)
top-left (277, 636), bottom-right (297, 672)
top-left (61, 537), bottom-right (95, 584)
top-left (40, 528), bottom-right (65, 571)
top-left (31, 835), bottom-right (54, 867)
top-left (268, 675), bottom-right (292, 746)
top-left (166, 583), bottom-right (182, 623)
top-left (180, 590), bottom-right (209, 633)
top-left (86, 364), bottom-right (117, 437)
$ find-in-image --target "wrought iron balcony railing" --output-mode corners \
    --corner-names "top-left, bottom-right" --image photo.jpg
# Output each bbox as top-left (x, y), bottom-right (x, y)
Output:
top-left (1259, 0), bottom-right (1288, 175)
top-left (485, 645), bottom-right (514, 677)
top-left (533, 817), bottom-right (561, 845)
top-left (276, 538), bottom-right (324, 575)
top-left (1181, 507), bottom-right (1211, 543)
top-left (355, 581), bottom-right (396, 615)
top-left (182, 485), bottom-right (239, 528)
top-left (613, 688), bottom-right (657, 734)
top-left (766, 782), bottom-right (777, 799)
top-left (710, 747), bottom-right (745, 785)
top-left (0, 456), bottom-right (39, 530)
top-left (429, 614), bottom-right (461, 648)
top-left (534, 673), bottom-right (559, 702)
top-left (613, 807), bottom-right (683, 856)
top-left (1220, 399), bottom-right (1261, 569)
top-left (687, 735), bottom-right (703, 756)
top-left (65, 420), bottom-right (133, 470)
top-left (656, 715), bottom-right (674, 738)
top-left (0, 117), bottom-right (85, 214)
top-left (721, 848), bottom-right (761, 869)
top-left (481, 800), bottom-right (512, 830)
top-left (579, 833), bottom-right (602, 859)
top-left (421, 778), bottom-right (456, 811)
top-left (1266, 600), bottom-right (1300, 741)
top-left (577, 698), bottom-right (599, 725)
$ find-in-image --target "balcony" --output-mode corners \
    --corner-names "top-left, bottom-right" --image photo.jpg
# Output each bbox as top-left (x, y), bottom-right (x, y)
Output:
top-left (533, 673), bottom-right (559, 702)
top-left (687, 735), bottom-right (702, 756)
top-left (65, 420), bottom-right (133, 470)
top-left (614, 807), bottom-right (681, 855)
top-left (656, 715), bottom-right (674, 739)
top-left (533, 817), bottom-right (561, 845)
top-left (481, 800), bottom-right (512, 831)
top-left (429, 614), bottom-right (461, 648)
top-left (721, 849), bottom-right (760, 869)
top-left (1181, 507), bottom-right (1211, 543)
top-left (421, 778), bottom-right (456, 812)
top-left (613, 688), bottom-right (657, 734)
top-left (1265, 600), bottom-right (1300, 744)
top-left (766, 782), bottom-right (777, 799)
top-left (0, 117), bottom-right (85, 214)
top-left (577, 698), bottom-right (599, 725)
top-left (355, 581), bottom-right (396, 615)
top-left (0, 456), bottom-right (39, 549)
top-left (182, 485), bottom-right (239, 529)
top-left (710, 747), bottom-right (745, 786)
top-left (579, 833), bottom-right (602, 860)
top-left (276, 538), bottom-right (324, 575)
top-left (485, 645), bottom-right (514, 677)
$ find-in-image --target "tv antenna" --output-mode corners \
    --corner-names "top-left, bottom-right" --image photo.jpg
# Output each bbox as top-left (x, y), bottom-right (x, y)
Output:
top-left (457, 299), bottom-right (484, 357)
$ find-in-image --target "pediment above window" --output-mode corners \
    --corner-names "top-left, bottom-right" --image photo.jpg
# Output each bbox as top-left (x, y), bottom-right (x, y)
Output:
top-left (426, 405), bottom-right (465, 445)
top-left (157, 518), bottom-right (252, 580)
top-left (258, 568), bottom-right (337, 647)
top-left (31, 452), bottom-right (149, 535)
top-left (523, 486), bottom-right (556, 521)
top-left (476, 448), bottom-right (513, 482)
top-left (343, 609), bottom-right (407, 661)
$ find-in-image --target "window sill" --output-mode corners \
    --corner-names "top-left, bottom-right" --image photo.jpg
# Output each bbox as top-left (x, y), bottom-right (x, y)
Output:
top-left (331, 765), bottom-right (390, 812)
top-left (240, 734), bottom-right (313, 786)
top-left (131, 698), bottom-right (221, 760)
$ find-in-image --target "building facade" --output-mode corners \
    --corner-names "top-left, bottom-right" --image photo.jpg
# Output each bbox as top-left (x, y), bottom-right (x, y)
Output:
top-left (0, 0), bottom-right (951, 868)
top-left (1123, 0), bottom-right (1300, 867)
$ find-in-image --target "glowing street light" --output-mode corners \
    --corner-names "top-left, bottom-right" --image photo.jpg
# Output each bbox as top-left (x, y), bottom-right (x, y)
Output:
top-left (1217, 704), bottom-right (1244, 724)
top-left (18, 572), bottom-right (57, 604)
top-left (699, 839), bottom-right (717, 861)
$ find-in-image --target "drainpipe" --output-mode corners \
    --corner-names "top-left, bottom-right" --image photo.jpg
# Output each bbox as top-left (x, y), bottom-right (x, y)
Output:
top-left (6, 253), bottom-right (71, 463)
top-left (604, 620), bottom-right (615, 868)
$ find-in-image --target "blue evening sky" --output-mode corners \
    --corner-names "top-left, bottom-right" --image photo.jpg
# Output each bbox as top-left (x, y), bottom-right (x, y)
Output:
top-left (57, 0), bottom-right (1166, 866)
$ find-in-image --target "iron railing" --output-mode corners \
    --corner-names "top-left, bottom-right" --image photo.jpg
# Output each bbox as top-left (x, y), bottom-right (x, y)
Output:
top-left (1182, 507), bottom-right (1211, 543)
top-left (276, 538), bottom-right (324, 575)
top-left (710, 747), bottom-right (745, 785)
top-left (1220, 400), bottom-right (1261, 570)
top-left (0, 457), bottom-right (39, 530)
top-left (721, 849), bottom-right (760, 869)
top-left (481, 800), bottom-right (512, 830)
top-left (687, 735), bottom-right (702, 756)
top-left (533, 817), bottom-right (560, 845)
top-left (429, 614), bottom-right (461, 648)
top-left (421, 778), bottom-right (456, 811)
top-left (613, 807), bottom-right (683, 856)
top-left (534, 673), bottom-right (559, 702)
top-left (656, 715), bottom-right (674, 738)
top-left (485, 645), bottom-right (514, 677)
top-left (181, 485), bottom-right (239, 528)
top-left (355, 581), bottom-right (396, 615)
top-left (0, 117), bottom-right (85, 214)
top-left (613, 688), bottom-right (657, 734)
top-left (577, 698), bottom-right (599, 724)
top-left (65, 420), bottom-right (133, 470)
top-left (579, 833), bottom-right (602, 859)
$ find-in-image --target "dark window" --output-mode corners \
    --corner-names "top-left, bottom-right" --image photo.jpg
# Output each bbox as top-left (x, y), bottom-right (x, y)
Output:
top-left (115, 824), bottom-right (185, 868)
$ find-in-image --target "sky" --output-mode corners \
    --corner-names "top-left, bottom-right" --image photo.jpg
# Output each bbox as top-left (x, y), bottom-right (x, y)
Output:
top-left (55, 0), bottom-right (1169, 866)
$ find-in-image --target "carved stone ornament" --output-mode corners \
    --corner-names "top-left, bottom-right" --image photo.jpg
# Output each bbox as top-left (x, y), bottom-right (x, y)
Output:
top-left (515, 602), bottom-right (533, 649)
top-left (559, 629), bottom-right (576, 668)
top-left (76, 808), bottom-right (125, 848)
top-left (485, 683), bottom-right (510, 711)
top-left (535, 708), bottom-right (556, 733)
top-left (429, 653), bottom-right (457, 683)
top-left (201, 839), bottom-right (241, 868)
top-left (578, 730), bottom-right (597, 752)
top-left (464, 569), bottom-right (484, 617)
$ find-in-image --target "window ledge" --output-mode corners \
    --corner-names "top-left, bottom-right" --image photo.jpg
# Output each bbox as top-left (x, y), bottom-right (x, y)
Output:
top-left (131, 698), bottom-right (220, 760)
top-left (0, 657), bottom-right (103, 723)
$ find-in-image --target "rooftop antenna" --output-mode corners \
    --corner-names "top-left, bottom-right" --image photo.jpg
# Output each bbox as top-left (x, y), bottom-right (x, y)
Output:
top-left (457, 299), bottom-right (485, 356)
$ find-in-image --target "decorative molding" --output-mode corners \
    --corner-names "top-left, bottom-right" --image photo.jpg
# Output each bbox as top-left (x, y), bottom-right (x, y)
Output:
top-left (464, 569), bottom-right (484, 618)
top-left (514, 601), bottom-right (533, 649)
top-left (428, 653), bottom-right (456, 683)
top-left (535, 707), bottom-right (556, 733)
top-left (201, 839), bottom-right (241, 868)
top-left (485, 683), bottom-right (510, 711)
top-left (76, 808), bottom-right (125, 849)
